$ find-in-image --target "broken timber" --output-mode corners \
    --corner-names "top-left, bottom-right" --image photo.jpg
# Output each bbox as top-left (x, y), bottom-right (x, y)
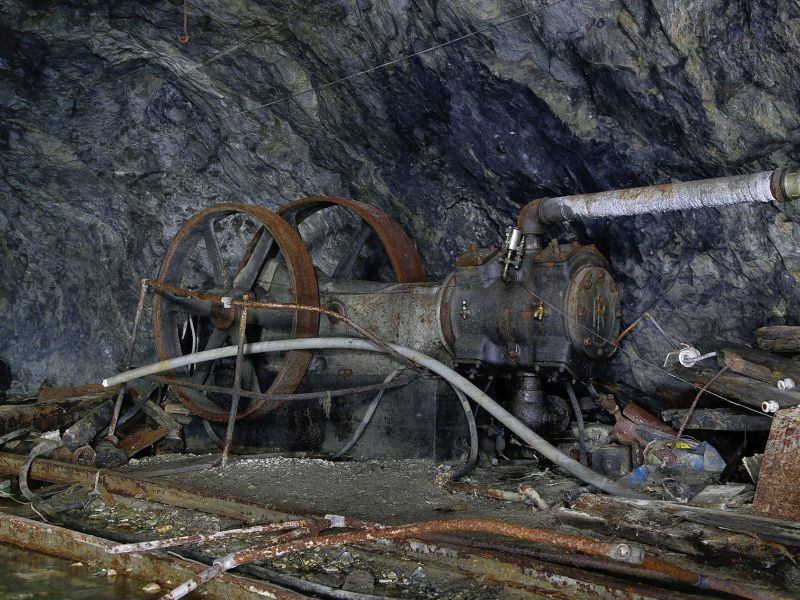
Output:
top-left (556, 494), bottom-right (797, 570)
top-left (718, 347), bottom-right (800, 387)
top-left (683, 367), bottom-right (800, 409)
top-left (659, 408), bottom-right (771, 431)
top-left (755, 326), bottom-right (800, 354)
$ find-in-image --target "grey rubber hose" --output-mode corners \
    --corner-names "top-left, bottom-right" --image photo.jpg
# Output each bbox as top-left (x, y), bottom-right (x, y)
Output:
top-left (102, 337), bottom-right (641, 497)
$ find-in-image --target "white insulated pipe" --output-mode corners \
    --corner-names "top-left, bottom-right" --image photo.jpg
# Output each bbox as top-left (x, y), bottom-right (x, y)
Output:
top-left (102, 337), bottom-right (642, 498)
top-left (521, 168), bottom-right (800, 228)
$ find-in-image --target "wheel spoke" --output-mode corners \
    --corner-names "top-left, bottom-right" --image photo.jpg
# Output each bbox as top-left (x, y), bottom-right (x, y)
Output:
top-left (163, 294), bottom-right (214, 318)
top-left (233, 228), bottom-right (275, 290)
top-left (240, 357), bottom-right (261, 394)
top-left (191, 328), bottom-right (229, 384)
top-left (332, 220), bottom-right (372, 279)
top-left (203, 224), bottom-right (231, 288)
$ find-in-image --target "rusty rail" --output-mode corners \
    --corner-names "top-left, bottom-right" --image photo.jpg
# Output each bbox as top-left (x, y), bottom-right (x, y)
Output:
top-left (162, 519), bottom-right (646, 599)
top-left (0, 512), bottom-right (307, 600)
top-left (0, 451), bottom-right (296, 522)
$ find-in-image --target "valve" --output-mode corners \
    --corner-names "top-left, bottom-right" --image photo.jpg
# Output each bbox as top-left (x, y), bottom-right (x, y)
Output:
top-left (499, 226), bottom-right (526, 282)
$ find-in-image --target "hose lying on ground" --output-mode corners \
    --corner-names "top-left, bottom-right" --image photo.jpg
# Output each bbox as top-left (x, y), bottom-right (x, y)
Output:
top-left (103, 337), bottom-right (641, 498)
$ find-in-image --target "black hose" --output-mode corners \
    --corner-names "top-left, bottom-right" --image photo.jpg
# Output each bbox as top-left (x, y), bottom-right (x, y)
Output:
top-left (565, 383), bottom-right (587, 466)
top-left (449, 388), bottom-right (479, 482)
top-left (332, 369), bottom-right (404, 459)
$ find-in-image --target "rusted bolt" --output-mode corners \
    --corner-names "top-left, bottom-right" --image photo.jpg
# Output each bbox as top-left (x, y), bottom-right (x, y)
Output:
top-left (583, 336), bottom-right (592, 346)
top-left (616, 544), bottom-right (631, 559)
top-left (326, 301), bottom-right (345, 325)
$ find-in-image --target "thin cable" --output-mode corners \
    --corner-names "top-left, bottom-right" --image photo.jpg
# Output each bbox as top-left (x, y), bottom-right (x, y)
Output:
top-left (518, 283), bottom-right (773, 419)
top-left (331, 368), bottom-right (404, 458)
top-left (223, 0), bottom-right (569, 120)
top-left (51, 0), bottom-right (567, 167)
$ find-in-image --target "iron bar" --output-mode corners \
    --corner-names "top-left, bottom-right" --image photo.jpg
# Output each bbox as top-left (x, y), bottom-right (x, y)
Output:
top-left (161, 519), bottom-right (648, 599)
top-left (108, 519), bottom-right (319, 554)
top-left (144, 374), bottom-right (417, 403)
top-left (108, 278), bottom-right (150, 442)
top-left (222, 302), bottom-right (249, 466)
top-left (0, 451), bottom-right (297, 522)
top-left (147, 278), bottom-right (415, 369)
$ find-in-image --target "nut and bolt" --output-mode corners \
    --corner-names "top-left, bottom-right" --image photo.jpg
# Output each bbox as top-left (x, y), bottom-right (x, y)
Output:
top-left (615, 544), bottom-right (631, 559)
top-left (777, 378), bottom-right (795, 391)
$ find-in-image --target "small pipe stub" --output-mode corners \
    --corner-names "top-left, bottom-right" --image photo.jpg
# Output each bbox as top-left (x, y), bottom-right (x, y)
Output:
top-left (762, 400), bottom-right (780, 414)
top-left (776, 167), bottom-right (800, 201)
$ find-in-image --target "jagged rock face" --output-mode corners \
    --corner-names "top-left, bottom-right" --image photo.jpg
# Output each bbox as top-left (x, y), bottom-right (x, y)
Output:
top-left (2, 0), bottom-right (800, 394)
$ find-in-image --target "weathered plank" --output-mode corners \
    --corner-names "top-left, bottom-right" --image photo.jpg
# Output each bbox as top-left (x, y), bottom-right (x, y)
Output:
top-left (683, 368), bottom-right (800, 409)
top-left (556, 494), bottom-right (793, 570)
top-left (660, 408), bottom-right (771, 431)
top-left (755, 326), bottom-right (800, 354)
top-left (718, 346), bottom-right (800, 386)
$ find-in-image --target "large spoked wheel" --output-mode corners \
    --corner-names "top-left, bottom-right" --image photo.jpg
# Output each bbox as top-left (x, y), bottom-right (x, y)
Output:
top-left (152, 203), bottom-right (319, 421)
top-left (277, 196), bottom-right (427, 283)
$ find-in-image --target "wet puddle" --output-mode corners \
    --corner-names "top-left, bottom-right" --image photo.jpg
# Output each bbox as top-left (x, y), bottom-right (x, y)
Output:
top-left (0, 501), bottom-right (155, 599)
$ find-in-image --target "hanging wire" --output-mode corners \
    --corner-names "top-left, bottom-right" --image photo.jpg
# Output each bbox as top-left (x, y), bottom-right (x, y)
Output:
top-left (178, 0), bottom-right (190, 45)
top-left (50, 0), bottom-right (569, 168)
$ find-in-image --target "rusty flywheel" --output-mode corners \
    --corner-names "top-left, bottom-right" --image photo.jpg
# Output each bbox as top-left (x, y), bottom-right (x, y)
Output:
top-left (152, 198), bottom-right (425, 421)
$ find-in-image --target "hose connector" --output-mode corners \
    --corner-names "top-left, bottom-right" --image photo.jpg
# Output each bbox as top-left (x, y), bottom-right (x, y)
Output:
top-left (774, 167), bottom-right (800, 202)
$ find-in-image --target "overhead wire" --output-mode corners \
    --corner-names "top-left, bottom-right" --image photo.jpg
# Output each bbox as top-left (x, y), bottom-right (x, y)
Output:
top-left (49, 0), bottom-right (568, 169)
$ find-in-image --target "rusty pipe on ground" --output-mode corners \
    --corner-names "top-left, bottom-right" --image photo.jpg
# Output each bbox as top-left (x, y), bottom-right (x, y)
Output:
top-left (518, 168), bottom-right (800, 234)
top-left (426, 535), bottom-right (786, 600)
top-left (160, 519), bottom-right (646, 600)
top-left (107, 518), bottom-right (321, 554)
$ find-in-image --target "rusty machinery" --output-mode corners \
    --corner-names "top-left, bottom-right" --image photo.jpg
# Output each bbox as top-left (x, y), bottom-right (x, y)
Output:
top-left (142, 168), bottom-right (799, 459)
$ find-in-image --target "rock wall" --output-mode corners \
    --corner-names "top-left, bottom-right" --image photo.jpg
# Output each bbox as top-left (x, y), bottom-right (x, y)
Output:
top-left (2, 0), bottom-right (800, 394)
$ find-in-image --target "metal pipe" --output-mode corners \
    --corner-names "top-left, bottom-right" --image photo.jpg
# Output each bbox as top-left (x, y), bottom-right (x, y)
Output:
top-left (160, 519), bottom-right (646, 600)
top-left (107, 278), bottom-right (150, 442)
top-left (518, 168), bottom-right (800, 232)
top-left (107, 519), bottom-right (317, 554)
top-left (102, 337), bottom-right (642, 498)
top-left (565, 382), bottom-right (587, 466)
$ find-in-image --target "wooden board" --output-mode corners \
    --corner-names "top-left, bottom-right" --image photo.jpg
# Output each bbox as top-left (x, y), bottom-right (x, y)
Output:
top-left (556, 494), bottom-right (795, 571)
top-left (683, 367), bottom-right (800, 409)
top-left (754, 326), bottom-right (800, 353)
top-left (718, 346), bottom-right (800, 386)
